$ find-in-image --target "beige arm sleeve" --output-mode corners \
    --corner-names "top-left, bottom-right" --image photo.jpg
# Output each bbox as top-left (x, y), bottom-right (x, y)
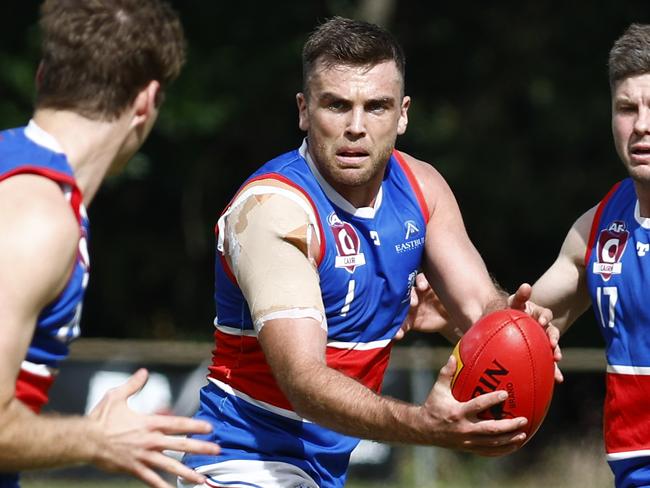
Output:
top-left (218, 183), bottom-right (326, 332)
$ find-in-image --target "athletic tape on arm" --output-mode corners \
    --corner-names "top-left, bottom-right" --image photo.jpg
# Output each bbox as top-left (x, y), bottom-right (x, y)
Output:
top-left (217, 184), bottom-right (326, 333)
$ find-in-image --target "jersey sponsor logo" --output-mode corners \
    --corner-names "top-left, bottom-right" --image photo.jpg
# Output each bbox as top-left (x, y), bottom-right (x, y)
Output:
top-left (404, 220), bottom-right (420, 239)
top-left (637, 242), bottom-right (649, 257)
top-left (327, 212), bottom-right (366, 273)
top-left (593, 220), bottom-right (629, 281)
top-left (395, 220), bottom-right (425, 254)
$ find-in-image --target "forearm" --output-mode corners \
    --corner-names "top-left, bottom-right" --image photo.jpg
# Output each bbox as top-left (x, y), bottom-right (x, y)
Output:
top-left (0, 398), bottom-right (100, 471)
top-left (443, 281), bottom-right (508, 335)
top-left (277, 360), bottom-right (433, 445)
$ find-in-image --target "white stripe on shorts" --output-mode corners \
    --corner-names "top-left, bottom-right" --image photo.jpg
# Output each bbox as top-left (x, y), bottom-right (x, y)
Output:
top-left (178, 459), bottom-right (319, 488)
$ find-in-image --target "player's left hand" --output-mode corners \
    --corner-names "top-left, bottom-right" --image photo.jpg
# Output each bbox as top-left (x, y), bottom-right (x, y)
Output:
top-left (88, 368), bottom-right (220, 488)
top-left (508, 283), bottom-right (563, 383)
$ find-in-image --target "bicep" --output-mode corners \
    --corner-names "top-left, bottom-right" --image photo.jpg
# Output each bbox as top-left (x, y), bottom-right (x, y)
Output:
top-left (221, 185), bottom-right (326, 331)
top-left (531, 255), bottom-right (591, 334)
top-left (258, 317), bottom-right (328, 381)
top-left (258, 316), bottom-right (328, 416)
top-left (531, 210), bottom-right (595, 333)
top-left (420, 175), bottom-right (501, 329)
top-left (0, 176), bottom-right (78, 401)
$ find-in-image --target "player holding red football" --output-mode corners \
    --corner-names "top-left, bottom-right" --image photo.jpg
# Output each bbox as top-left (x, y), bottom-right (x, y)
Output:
top-left (0, 2), bottom-right (219, 487)
top-left (180, 17), bottom-right (555, 488)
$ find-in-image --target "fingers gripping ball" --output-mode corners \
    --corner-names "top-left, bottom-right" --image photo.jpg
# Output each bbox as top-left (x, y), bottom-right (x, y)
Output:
top-left (450, 309), bottom-right (555, 443)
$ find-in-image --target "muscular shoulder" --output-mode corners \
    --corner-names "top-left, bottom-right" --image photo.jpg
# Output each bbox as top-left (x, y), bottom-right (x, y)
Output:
top-left (222, 177), bottom-right (321, 263)
top-left (395, 150), bottom-right (456, 220)
top-left (234, 177), bottom-right (315, 211)
top-left (0, 174), bottom-right (79, 307)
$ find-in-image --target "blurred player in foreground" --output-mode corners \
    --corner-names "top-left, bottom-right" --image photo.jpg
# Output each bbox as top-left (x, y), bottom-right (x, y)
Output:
top-left (402, 22), bottom-right (650, 488)
top-left (0, 1), bottom-right (220, 487)
top-left (181, 17), bottom-right (555, 488)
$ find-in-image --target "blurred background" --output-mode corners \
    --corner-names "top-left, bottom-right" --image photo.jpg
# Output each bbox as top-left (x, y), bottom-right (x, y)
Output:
top-left (3, 0), bottom-right (650, 486)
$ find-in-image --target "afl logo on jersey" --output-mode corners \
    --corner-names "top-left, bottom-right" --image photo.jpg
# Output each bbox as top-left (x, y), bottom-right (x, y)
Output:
top-left (593, 220), bottom-right (629, 281)
top-left (327, 212), bottom-right (366, 274)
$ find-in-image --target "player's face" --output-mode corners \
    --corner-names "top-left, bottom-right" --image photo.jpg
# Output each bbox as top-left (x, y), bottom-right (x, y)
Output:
top-left (612, 73), bottom-right (650, 184)
top-left (297, 60), bottom-right (410, 205)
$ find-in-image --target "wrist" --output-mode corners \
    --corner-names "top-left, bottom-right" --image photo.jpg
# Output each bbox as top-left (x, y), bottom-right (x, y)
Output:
top-left (82, 414), bottom-right (108, 468)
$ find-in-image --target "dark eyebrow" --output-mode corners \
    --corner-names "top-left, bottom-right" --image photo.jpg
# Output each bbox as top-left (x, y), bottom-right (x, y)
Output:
top-left (317, 93), bottom-right (396, 106)
top-left (366, 96), bottom-right (396, 107)
top-left (318, 92), bottom-right (347, 103)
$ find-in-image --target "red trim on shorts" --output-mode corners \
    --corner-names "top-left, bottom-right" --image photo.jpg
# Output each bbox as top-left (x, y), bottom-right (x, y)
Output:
top-left (585, 181), bottom-right (622, 267)
top-left (392, 150), bottom-right (430, 224)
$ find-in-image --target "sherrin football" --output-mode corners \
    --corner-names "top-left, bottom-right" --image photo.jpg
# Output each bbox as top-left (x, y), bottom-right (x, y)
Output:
top-left (450, 309), bottom-right (555, 443)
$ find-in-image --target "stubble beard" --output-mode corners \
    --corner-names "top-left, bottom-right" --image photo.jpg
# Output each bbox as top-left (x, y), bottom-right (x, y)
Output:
top-left (313, 142), bottom-right (395, 188)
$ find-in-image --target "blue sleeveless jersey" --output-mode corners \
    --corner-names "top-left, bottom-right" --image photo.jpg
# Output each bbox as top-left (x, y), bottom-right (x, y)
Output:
top-left (0, 125), bottom-right (89, 413)
top-left (185, 144), bottom-right (428, 487)
top-left (585, 178), bottom-right (650, 481)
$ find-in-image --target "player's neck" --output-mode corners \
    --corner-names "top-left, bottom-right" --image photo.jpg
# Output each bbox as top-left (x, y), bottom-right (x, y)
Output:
top-left (32, 109), bottom-right (131, 206)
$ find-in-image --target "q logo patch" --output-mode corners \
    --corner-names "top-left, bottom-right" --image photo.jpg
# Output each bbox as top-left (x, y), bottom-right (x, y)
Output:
top-left (593, 220), bottom-right (629, 281)
top-left (328, 212), bottom-right (366, 274)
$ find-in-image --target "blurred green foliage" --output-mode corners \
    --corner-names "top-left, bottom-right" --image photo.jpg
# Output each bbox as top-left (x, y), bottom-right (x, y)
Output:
top-left (1, 1), bottom-right (648, 345)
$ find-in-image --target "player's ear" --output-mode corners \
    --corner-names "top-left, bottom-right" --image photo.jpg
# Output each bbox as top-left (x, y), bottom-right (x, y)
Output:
top-left (35, 61), bottom-right (45, 89)
top-left (297, 92), bottom-right (309, 132)
top-left (130, 80), bottom-right (161, 129)
top-left (397, 95), bottom-right (410, 135)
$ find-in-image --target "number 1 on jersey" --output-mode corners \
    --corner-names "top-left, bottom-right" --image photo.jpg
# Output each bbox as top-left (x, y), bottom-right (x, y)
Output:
top-left (340, 279), bottom-right (356, 317)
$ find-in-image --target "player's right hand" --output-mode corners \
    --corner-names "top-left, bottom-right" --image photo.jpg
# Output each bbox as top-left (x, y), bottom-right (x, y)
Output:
top-left (88, 368), bottom-right (220, 488)
top-left (419, 356), bottom-right (528, 457)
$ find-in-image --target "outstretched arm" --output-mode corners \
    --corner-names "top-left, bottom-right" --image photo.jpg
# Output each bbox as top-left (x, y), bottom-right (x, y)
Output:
top-left (0, 175), bottom-right (218, 487)
top-left (529, 207), bottom-right (596, 334)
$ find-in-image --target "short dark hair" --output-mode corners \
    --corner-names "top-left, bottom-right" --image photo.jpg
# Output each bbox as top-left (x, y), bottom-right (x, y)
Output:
top-left (36, 0), bottom-right (186, 120)
top-left (302, 16), bottom-right (406, 94)
top-left (608, 23), bottom-right (650, 88)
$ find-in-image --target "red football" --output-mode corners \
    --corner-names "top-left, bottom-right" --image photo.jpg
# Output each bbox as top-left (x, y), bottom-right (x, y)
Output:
top-left (450, 309), bottom-right (555, 442)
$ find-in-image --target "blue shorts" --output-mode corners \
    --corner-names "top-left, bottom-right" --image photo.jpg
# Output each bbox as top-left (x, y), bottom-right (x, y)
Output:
top-left (183, 381), bottom-right (357, 488)
top-left (609, 456), bottom-right (650, 487)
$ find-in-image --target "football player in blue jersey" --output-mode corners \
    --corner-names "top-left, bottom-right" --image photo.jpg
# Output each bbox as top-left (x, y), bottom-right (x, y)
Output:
top-left (0, 1), bottom-right (219, 488)
top-left (403, 23), bottom-right (650, 488)
top-left (181, 17), bottom-right (555, 488)
top-left (529, 23), bottom-right (650, 488)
